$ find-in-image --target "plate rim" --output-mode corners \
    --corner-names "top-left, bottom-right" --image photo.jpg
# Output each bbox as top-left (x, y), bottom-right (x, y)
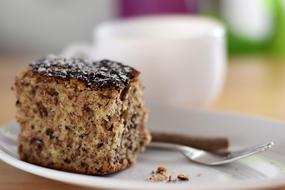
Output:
top-left (2, 146), bottom-right (285, 190)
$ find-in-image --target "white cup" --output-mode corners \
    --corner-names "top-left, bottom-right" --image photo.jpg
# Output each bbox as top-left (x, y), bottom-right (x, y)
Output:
top-left (63, 15), bottom-right (226, 108)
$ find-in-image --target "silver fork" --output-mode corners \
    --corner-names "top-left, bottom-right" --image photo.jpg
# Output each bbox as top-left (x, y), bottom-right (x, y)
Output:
top-left (148, 141), bottom-right (275, 166)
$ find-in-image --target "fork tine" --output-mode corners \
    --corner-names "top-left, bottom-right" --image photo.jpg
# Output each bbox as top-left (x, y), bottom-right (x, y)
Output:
top-left (227, 142), bottom-right (275, 159)
top-left (208, 142), bottom-right (275, 165)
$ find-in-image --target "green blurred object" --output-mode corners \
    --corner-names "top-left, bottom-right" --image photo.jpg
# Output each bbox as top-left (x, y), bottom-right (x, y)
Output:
top-left (227, 30), bottom-right (269, 55)
top-left (269, 0), bottom-right (285, 54)
top-left (225, 0), bottom-right (285, 55)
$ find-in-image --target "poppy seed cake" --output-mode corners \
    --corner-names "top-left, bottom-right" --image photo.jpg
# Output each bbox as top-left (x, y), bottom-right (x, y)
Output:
top-left (14, 55), bottom-right (151, 175)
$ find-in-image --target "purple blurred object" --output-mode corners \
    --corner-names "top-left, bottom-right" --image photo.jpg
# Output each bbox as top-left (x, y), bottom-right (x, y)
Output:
top-left (118, 0), bottom-right (198, 17)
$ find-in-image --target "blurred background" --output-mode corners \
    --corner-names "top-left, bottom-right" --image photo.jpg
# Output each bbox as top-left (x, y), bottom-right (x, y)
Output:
top-left (0, 0), bottom-right (284, 55)
top-left (1, 0), bottom-right (285, 123)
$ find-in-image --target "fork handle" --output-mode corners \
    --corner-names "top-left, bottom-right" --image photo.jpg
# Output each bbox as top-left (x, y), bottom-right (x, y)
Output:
top-left (151, 132), bottom-right (229, 152)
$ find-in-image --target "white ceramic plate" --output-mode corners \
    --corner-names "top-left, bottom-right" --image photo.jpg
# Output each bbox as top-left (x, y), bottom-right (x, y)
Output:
top-left (1, 106), bottom-right (285, 190)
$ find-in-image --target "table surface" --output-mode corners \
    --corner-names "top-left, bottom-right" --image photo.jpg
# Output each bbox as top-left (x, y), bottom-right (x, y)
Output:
top-left (0, 55), bottom-right (285, 190)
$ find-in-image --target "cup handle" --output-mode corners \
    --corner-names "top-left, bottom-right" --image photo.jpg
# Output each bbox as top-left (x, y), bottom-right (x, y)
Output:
top-left (61, 43), bottom-right (93, 59)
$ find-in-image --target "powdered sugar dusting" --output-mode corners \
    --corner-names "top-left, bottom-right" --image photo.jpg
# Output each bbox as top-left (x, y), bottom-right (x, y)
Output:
top-left (30, 55), bottom-right (139, 89)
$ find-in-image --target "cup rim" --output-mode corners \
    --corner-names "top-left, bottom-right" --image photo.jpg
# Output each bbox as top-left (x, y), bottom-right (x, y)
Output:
top-left (94, 15), bottom-right (225, 42)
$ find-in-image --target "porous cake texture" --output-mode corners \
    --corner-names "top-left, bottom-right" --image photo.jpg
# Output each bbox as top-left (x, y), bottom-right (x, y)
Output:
top-left (14, 55), bottom-right (151, 175)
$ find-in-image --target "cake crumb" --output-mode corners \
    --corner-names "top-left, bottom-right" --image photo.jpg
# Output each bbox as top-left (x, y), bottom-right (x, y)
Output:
top-left (156, 165), bottom-right (167, 173)
top-left (147, 165), bottom-right (170, 182)
top-left (148, 174), bottom-right (169, 182)
top-left (177, 174), bottom-right (189, 181)
top-left (167, 175), bottom-right (174, 183)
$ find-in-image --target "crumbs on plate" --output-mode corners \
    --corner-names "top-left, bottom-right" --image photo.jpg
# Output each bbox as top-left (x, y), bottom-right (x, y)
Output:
top-left (147, 165), bottom-right (190, 183)
top-left (147, 165), bottom-right (170, 182)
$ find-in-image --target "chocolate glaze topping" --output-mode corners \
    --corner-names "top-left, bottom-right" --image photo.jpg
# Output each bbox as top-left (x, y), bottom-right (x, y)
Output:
top-left (30, 55), bottom-right (139, 89)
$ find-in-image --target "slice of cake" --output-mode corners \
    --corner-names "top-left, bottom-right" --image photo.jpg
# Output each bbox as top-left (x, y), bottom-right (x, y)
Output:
top-left (14, 55), bottom-right (151, 175)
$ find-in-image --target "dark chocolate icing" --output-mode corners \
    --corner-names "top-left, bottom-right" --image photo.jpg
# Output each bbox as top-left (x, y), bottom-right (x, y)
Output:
top-left (30, 55), bottom-right (139, 89)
